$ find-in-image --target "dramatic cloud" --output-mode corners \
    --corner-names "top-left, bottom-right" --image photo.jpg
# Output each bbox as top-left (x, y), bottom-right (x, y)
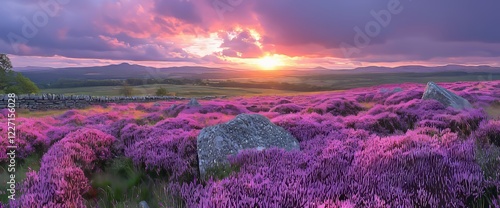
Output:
top-left (0, 0), bottom-right (499, 68)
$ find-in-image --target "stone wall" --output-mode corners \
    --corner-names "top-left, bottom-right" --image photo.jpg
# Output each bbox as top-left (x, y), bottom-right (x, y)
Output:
top-left (0, 94), bottom-right (224, 110)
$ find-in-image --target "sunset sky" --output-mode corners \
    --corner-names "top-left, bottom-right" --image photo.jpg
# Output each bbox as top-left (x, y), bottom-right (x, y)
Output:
top-left (1, 0), bottom-right (500, 69)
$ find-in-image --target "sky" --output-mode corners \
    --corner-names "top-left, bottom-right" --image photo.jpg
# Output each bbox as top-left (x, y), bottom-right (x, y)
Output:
top-left (1, 0), bottom-right (500, 70)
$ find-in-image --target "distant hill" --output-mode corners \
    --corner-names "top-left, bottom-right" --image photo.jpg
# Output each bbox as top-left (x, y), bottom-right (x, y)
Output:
top-left (17, 63), bottom-right (500, 85)
top-left (19, 63), bottom-right (238, 84)
top-left (351, 65), bottom-right (500, 73)
top-left (14, 66), bottom-right (54, 72)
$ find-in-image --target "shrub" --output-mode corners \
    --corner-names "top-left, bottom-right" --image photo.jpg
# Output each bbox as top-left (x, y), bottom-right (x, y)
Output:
top-left (0, 119), bottom-right (52, 162)
top-left (246, 105), bottom-right (270, 113)
top-left (119, 85), bottom-right (134, 97)
top-left (61, 113), bottom-right (86, 126)
top-left (84, 113), bottom-right (118, 125)
top-left (384, 90), bottom-right (423, 105)
top-left (144, 113), bottom-right (164, 125)
top-left (126, 129), bottom-right (199, 181)
top-left (144, 105), bottom-right (161, 113)
top-left (307, 99), bottom-right (363, 116)
top-left (13, 129), bottom-right (115, 207)
top-left (155, 87), bottom-right (169, 96)
top-left (108, 118), bottom-right (137, 139)
top-left (175, 149), bottom-right (320, 207)
top-left (197, 103), bottom-right (248, 115)
top-left (0, 108), bottom-right (9, 118)
top-left (432, 109), bottom-right (486, 137)
top-left (115, 123), bottom-right (150, 153)
top-left (135, 104), bottom-right (147, 111)
top-left (355, 92), bottom-right (376, 103)
top-left (272, 114), bottom-right (340, 142)
top-left (345, 112), bottom-right (406, 135)
top-left (474, 120), bottom-right (500, 147)
top-left (153, 117), bottom-right (202, 132)
top-left (57, 109), bottom-right (79, 120)
top-left (174, 131), bottom-right (489, 207)
top-left (45, 126), bottom-right (77, 146)
top-left (270, 104), bottom-right (303, 114)
top-left (353, 134), bottom-right (486, 207)
top-left (277, 99), bottom-right (292, 104)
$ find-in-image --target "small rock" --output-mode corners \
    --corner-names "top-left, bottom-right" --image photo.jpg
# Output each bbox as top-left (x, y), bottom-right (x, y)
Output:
top-left (379, 88), bottom-right (390, 93)
top-left (139, 201), bottom-right (150, 208)
top-left (169, 104), bottom-right (177, 109)
top-left (188, 98), bottom-right (200, 106)
top-left (422, 82), bottom-right (473, 109)
top-left (393, 87), bottom-right (403, 92)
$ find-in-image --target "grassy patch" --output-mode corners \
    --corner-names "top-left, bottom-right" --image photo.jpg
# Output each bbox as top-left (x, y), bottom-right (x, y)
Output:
top-left (86, 157), bottom-right (184, 208)
top-left (470, 138), bottom-right (500, 207)
top-left (485, 101), bottom-right (500, 119)
top-left (41, 84), bottom-right (297, 97)
top-left (475, 141), bottom-right (500, 182)
top-left (0, 153), bottom-right (43, 203)
top-left (359, 102), bottom-right (376, 110)
top-left (204, 163), bottom-right (241, 181)
top-left (16, 108), bottom-right (68, 118)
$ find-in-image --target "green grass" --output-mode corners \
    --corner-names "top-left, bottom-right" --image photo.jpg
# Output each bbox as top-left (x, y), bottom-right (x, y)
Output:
top-left (470, 132), bottom-right (500, 208)
top-left (0, 153), bottom-right (43, 203)
top-left (303, 72), bottom-right (500, 89)
top-left (86, 157), bottom-right (184, 208)
top-left (485, 101), bottom-right (500, 119)
top-left (16, 108), bottom-right (69, 118)
top-left (41, 84), bottom-right (297, 97)
top-left (203, 163), bottom-right (241, 181)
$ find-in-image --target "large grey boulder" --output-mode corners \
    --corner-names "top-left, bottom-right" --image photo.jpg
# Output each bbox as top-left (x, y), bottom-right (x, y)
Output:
top-left (197, 114), bottom-right (300, 178)
top-left (422, 82), bottom-right (473, 109)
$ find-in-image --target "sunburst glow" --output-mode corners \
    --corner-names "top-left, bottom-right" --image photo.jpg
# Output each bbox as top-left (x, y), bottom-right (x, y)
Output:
top-left (257, 55), bottom-right (283, 70)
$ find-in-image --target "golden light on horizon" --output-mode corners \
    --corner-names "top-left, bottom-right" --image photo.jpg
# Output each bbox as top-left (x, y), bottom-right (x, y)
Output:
top-left (257, 55), bottom-right (283, 70)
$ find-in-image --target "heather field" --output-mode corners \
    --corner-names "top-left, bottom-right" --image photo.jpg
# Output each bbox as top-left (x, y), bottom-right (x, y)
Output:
top-left (1, 81), bottom-right (500, 207)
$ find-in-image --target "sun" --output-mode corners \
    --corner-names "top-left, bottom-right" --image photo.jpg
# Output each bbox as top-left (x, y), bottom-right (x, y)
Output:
top-left (257, 55), bottom-right (283, 70)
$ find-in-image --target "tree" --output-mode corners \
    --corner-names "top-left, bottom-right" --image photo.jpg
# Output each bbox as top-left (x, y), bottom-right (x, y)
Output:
top-left (119, 84), bottom-right (134, 96)
top-left (0, 70), bottom-right (10, 91)
top-left (0, 54), bottom-right (13, 90)
top-left (0, 54), bottom-right (13, 72)
top-left (4, 73), bottom-right (40, 94)
top-left (0, 54), bottom-right (40, 94)
top-left (155, 87), bottom-right (168, 96)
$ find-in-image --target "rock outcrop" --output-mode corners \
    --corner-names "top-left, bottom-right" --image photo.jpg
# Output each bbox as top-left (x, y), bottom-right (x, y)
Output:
top-left (422, 82), bottom-right (473, 109)
top-left (188, 98), bottom-right (200, 106)
top-left (197, 114), bottom-right (300, 178)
